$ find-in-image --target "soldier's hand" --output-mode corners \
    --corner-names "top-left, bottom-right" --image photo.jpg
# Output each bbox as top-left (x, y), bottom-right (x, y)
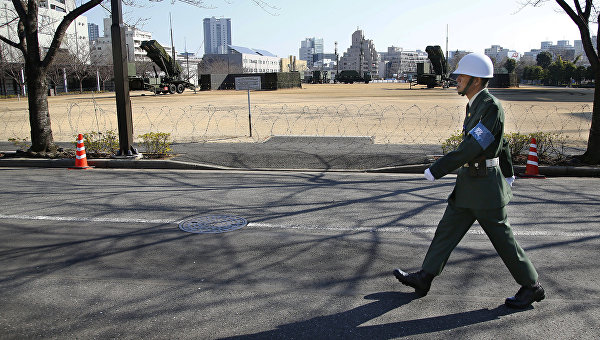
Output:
top-left (505, 176), bottom-right (515, 187)
top-left (424, 168), bottom-right (435, 181)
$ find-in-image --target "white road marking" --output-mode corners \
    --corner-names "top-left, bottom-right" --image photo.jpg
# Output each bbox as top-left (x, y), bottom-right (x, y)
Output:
top-left (0, 214), bottom-right (597, 237)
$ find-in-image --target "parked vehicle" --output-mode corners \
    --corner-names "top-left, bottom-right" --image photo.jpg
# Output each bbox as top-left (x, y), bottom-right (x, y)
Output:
top-left (415, 45), bottom-right (453, 88)
top-left (335, 70), bottom-right (371, 84)
top-left (128, 40), bottom-right (195, 94)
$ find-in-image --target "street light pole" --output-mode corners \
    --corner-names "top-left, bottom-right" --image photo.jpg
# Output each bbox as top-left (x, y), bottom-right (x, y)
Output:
top-left (335, 41), bottom-right (338, 83)
top-left (111, 0), bottom-right (137, 157)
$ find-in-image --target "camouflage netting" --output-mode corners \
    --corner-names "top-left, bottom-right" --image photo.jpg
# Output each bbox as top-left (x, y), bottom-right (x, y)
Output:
top-left (199, 72), bottom-right (301, 91)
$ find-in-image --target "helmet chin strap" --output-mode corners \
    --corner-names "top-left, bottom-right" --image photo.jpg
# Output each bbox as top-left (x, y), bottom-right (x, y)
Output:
top-left (458, 76), bottom-right (475, 97)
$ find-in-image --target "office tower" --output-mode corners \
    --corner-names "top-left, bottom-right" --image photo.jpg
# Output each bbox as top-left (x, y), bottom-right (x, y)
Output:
top-left (203, 17), bottom-right (232, 55)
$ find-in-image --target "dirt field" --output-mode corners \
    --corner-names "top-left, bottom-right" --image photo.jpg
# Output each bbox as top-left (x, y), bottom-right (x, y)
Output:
top-left (0, 83), bottom-right (594, 146)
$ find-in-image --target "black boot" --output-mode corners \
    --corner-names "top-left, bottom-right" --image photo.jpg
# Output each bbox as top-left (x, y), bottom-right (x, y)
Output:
top-left (505, 282), bottom-right (545, 309)
top-left (393, 269), bottom-right (435, 296)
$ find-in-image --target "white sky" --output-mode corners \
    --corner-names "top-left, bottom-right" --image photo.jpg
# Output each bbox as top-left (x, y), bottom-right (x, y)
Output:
top-left (84, 0), bottom-right (591, 57)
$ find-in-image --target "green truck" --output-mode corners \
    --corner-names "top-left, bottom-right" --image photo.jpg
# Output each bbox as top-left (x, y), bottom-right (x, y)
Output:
top-left (128, 40), bottom-right (196, 94)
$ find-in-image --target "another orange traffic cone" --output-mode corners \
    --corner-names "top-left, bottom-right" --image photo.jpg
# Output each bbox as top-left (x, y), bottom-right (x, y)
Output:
top-left (519, 137), bottom-right (545, 178)
top-left (69, 134), bottom-right (93, 170)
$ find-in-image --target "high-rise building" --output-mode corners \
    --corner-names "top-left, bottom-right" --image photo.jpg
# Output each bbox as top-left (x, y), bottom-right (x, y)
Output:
top-left (339, 29), bottom-right (378, 77)
top-left (88, 23), bottom-right (99, 42)
top-left (203, 17), bottom-right (232, 55)
top-left (299, 37), bottom-right (324, 64)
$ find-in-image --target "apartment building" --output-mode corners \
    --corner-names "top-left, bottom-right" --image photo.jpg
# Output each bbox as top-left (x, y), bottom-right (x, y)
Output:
top-left (90, 17), bottom-right (153, 64)
top-left (338, 29), bottom-right (378, 77)
top-left (199, 45), bottom-right (279, 74)
top-left (0, 0), bottom-right (89, 62)
top-left (379, 46), bottom-right (428, 79)
top-left (484, 45), bottom-right (520, 64)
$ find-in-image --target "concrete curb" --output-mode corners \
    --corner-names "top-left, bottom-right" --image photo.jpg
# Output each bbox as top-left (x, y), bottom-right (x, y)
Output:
top-left (1, 157), bottom-right (599, 177)
top-left (368, 164), bottom-right (600, 177)
top-left (0, 158), bottom-right (228, 171)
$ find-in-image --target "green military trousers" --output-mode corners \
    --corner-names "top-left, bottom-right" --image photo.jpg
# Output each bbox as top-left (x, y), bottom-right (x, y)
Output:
top-left (422, 202), bottom-right (538, 286)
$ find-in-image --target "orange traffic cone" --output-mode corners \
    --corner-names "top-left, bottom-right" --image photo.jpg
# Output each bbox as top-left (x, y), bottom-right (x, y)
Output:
top-left (69, 134), bottom-right (93, 170)
top-left (519, 137), bottom-right (545, 178)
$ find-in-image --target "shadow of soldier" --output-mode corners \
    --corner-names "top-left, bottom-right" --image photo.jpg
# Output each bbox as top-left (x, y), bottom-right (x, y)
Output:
top-left (220, 291), bottom-right (528, 339)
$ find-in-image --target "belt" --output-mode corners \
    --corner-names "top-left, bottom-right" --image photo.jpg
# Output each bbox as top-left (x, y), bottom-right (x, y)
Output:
top-left (463, 157), bottom-right (499, 168)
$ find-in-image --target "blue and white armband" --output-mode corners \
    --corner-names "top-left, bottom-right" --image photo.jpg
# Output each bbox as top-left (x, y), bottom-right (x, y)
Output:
top-left (468, 122), bottom-right (495, 150)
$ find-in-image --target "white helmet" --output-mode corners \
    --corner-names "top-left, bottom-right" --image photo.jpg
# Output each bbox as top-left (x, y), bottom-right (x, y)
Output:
top-left (453, 53), bottom-right (494, 78)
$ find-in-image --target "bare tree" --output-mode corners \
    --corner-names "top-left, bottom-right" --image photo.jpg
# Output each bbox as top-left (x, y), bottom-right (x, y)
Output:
top-left (198, 56), bottom-right (233, 74)
top-left (0, 55), bottom-right (25, 96)
top-left (46, 49), bottom-right (70, 94)
top-left (66, 41), bottom-right (93, 93)
top-left (523, 0), bottom-right (600, 163)
top-left (134, 59), bottom-right (157, 77)
top-left (0, 0), bottom-right (277, 154)
top-left (0, 0), bottom-right (103, 153)
top-left (97, 64), bottom-right (114, 92)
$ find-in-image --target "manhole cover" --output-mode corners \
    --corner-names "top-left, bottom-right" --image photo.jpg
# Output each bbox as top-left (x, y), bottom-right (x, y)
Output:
top-left (178, 215), bottom-right (248, 234)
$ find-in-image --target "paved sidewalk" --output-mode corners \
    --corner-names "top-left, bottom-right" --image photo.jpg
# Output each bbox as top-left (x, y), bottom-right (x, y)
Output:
top-left (1, 137), bottom-right (599, 176)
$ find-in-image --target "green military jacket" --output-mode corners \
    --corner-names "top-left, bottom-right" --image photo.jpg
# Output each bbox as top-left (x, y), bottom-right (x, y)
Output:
top-left (429, 89), bottom-right (513, 209)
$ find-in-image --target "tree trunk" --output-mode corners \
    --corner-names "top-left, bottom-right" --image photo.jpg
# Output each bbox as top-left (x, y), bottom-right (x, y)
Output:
top-left (581, 75), bottom-right (600, 163)
top-left (26, 66), bottom-right (56, 153)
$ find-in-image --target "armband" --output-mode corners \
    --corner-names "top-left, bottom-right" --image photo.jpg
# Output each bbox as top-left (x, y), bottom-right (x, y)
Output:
top-left (469, 122), bottom-right (495, 150)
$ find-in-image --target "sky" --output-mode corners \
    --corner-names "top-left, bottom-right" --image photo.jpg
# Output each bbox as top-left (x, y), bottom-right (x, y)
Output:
top-left (84, 0), bottom-right (591, 57)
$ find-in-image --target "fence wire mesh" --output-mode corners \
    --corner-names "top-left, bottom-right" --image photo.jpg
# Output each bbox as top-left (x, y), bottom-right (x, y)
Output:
top-left (0, 97), bottom-right (592, 153)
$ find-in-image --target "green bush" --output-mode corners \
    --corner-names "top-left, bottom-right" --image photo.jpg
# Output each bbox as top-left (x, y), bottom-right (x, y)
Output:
top-left (138, 132), bottom-right (173, 155)
top-left (77, 130), bottom-right (119, 154)
top-left (441, 130), bottom-right (462, 154)
top-left (441, 131), bottom-right (568, 164)
top-left (527, 131), bottom-right (567, 162)
top-left (505, 132), bottom-right (530, 159)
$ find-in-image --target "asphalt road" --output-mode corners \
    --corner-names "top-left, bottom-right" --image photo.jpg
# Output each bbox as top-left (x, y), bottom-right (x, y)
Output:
top-left (0, 168), bottom-right (598, 339)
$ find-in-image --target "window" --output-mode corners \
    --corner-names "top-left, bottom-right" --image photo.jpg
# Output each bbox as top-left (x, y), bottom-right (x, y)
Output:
top-left (51, 5), bottom-right (66, 12)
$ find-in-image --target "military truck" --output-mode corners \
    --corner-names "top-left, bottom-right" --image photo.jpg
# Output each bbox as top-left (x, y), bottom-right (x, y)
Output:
top-left (415, 45), bottom-right (451, 88)
top-left (335, 70), bottom-right (371, 84)
top-left (128, 40), bottom-right (195, 94)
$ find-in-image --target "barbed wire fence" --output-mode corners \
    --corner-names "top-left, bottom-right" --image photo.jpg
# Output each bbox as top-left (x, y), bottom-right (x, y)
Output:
top-left (0, 98), bottom-right (592, 155)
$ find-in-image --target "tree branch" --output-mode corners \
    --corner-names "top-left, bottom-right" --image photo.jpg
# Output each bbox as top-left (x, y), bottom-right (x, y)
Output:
top-left (16, 18), bottom-right (26, 54)
top-left (0, 34), bottom-right (21, 50)
top-left (555, 0), bottom-right (587, 25)
top-left (42, 0), bottom-right (103, 69)
top-left (554, 0), bottom-right (599, 70)
top-left (10, 0), bottom-right (27, 19)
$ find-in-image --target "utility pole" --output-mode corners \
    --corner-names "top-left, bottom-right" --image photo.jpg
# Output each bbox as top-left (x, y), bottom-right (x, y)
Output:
top-left (446, 24), bottom-right (449, 74)
top-left (185, 37), bottom-right (190, 82)
top-left (335, 41), bottom-right (338, 83)
top-left (111, 0), bottom-right (137, 157)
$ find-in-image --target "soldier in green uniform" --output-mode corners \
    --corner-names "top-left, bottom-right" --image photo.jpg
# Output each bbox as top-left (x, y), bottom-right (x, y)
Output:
top-left (393, 53), bottom-right (545, 309)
